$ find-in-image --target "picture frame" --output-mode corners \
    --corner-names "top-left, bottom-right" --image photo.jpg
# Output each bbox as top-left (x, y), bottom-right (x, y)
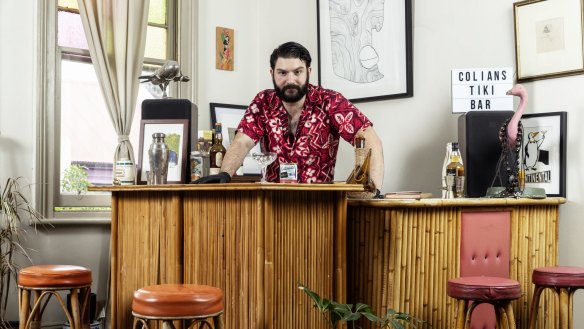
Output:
top-left (519, 112), bottom-right (567, 197)
top-left (209, 103), bottom-right (261, 175)
top-left (513, 0), bottom-right (584, 82)
top-left (216, 26), bottom-right (234, 71)
top-left (137, 119), bottom-right (189, 184)
top-left (316, 0), bottom-right (413, 102)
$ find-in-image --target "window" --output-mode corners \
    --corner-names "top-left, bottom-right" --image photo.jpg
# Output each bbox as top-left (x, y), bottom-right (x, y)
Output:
top-left (37, 0), bottom-right (196, 218)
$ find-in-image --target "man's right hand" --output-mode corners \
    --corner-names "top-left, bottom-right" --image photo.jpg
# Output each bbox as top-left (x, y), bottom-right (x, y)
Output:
top-left (190, 172), bottom-right (232, 184)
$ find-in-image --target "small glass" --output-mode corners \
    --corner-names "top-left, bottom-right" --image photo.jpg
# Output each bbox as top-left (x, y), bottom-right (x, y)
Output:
top-left (252, 152), bottom-right (277, 183)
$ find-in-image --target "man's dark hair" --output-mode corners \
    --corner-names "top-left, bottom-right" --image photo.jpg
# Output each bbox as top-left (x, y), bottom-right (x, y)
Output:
top-left (270, 42), bottom-right (312, 69)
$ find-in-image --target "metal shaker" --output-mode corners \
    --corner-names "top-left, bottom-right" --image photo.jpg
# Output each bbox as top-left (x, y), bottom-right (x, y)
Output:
top-left (148, 132), bottom-right (170, 184)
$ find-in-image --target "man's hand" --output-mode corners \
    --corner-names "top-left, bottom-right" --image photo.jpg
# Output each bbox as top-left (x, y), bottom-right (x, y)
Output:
top-left (191, 172), bottom-right (231, 184)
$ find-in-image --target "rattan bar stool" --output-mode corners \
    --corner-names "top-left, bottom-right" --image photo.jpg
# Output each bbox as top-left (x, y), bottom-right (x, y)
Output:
top-left (528, 266), bottom-right (584, 329)
top-left (447, 276), bottom-right (521, 329)
top-left (132, 284), bottom-right (224, 329)
top-left (18, 265), bottom-right (92, 329)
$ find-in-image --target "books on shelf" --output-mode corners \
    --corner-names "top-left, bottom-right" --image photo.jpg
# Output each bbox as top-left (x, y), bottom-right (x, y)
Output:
top-left (384, 191), bottom-right (432, 200)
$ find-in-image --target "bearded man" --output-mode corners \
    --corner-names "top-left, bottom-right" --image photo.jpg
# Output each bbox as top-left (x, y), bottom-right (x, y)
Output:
top-left (194, 42), bottom-right (384, 193)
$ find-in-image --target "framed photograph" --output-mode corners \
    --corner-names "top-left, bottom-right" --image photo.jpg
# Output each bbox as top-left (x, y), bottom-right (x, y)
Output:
top-left (137, 119), bottom-right (189, 184)
top-left (210, 103), bottom-right (261, 175)
top-left (216, 26), bottom-right (234, 71)
top-left (519, 112), bottom-right (567, 197)
top-left (513, 0), bottom-right (584, 82)
top-left (317, 0), bottom-right (413, 102)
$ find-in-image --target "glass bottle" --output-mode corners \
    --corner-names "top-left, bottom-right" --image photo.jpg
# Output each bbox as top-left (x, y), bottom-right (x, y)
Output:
top-left (148, 132), bottom-right (169, 184)
top-left (209, 123), bottom-right (227, 175)
top-left (446, 142), bottom-right (465, 198)
top-left (441, 142), bottom-right (452, 198)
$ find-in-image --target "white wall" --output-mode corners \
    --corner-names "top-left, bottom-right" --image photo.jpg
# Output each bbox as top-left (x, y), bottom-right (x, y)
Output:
top-left (1, 0), bottom-right (583, 326)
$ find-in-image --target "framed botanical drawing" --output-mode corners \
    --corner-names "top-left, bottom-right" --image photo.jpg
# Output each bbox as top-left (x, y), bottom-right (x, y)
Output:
top-left (513, 0), bottom-right (584, 82)
top-left (520, 112), bottom-right (567, 197)
top-left (317, 0), bottom-right (413, 102)
top-left (216, 27), bottom-right (234, 71)
top-left (209, 103), bottom-right (261, 175)
top-left (137, 119), bottom-right (189, 184)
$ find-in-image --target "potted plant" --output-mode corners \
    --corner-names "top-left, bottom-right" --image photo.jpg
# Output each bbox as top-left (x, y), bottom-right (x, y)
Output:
top-left (0, 177), bottom-right (43, 328)
top-left (299, 283), bottom-right (426, 329)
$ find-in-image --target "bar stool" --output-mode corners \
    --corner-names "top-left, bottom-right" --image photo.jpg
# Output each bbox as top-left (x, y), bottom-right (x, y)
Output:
top-left (18, 265), bottom-right (92, 329)
top-left (528, 266), bottom-right (584, 329)
top-left (447, 276), bottom-right (521, 329)
top-left (132, 284), bottom-right (224, 329)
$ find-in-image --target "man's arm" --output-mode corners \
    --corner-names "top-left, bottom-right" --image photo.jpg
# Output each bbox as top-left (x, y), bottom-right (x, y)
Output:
top-left (355, 126), bottom-right (384, 190)
top-left (220, 131), bottom-right (256, 176)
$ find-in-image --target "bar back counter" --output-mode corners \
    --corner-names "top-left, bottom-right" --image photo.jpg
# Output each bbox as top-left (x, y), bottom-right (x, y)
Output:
top-left (92, 183), bottom-right (565, 329)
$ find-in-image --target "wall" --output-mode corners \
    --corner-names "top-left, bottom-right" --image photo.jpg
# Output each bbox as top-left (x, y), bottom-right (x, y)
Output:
top-left (1, 0), bottom-right (582, 326)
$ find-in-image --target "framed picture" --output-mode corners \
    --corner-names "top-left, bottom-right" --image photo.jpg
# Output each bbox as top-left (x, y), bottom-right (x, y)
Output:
top-left (216, 26), bottom-right (234, 71)
top-left (137, 119), bottom-right (189, 184)
top-left (210, 103), bottom-right (261, 175)
top-left (519, 112), bottom-right (567, 197)
top-left (513, 0), bottom-right (584, 82)
top-left (317, 0), bottom-right (413, 102)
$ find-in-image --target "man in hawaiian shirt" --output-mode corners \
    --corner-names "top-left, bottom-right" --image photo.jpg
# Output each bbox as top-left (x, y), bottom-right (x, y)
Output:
top-left (194, 42), bottom-right (384, 191)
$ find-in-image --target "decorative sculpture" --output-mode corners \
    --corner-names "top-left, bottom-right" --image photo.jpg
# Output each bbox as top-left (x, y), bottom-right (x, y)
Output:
top-left (139, 60), bottom-right (190, 98)
top-left (495, 84), bottom-right (527, 197)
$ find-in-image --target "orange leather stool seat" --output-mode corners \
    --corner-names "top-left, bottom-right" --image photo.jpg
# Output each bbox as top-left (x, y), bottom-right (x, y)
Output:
top-left (132, 284), bottom-right (224, 329)
top-left (447, 276), bottom-right (521, 329)
top-left (18, 265), bottom-right (92, 329)
top-left (528, 266), bottom-right (584, 329)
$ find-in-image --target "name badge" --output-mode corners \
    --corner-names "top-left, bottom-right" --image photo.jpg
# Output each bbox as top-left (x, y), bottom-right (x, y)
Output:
top-left (279, 163), bottom-right (298, 183)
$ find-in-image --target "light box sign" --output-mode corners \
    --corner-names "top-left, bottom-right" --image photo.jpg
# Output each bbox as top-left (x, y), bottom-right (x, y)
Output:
top-left (451, 68), bottom-right (514, 113)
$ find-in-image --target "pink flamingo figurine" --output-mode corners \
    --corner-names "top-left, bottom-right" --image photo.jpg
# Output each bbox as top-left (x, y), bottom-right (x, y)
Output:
top-left (505, 84), bottom-right (528, 147)
top-left (493, 84), bottom-right (527, 197)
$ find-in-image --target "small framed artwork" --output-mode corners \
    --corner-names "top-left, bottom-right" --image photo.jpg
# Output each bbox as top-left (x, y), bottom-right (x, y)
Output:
top-left (520, 112), bottom-right (567, 197)
top-left (317, 0), bottom-right (413, 102)
top-left (513, 0), bottom-right (584, 82)
top-left (216, 27), bottom-right (234, 71)
top-left (210, 103), bottom-right (261, 175)
top-left (137, 119), bottom-right (189, 184)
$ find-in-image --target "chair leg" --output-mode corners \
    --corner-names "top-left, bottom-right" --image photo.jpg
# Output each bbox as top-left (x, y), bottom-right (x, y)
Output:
top-left (559, 287), bottom-right (570, 329)
top-left (528, 285), bottom-right (545, 329)
top-left (452, 299), bottom-right (468, 329)
top-left (504, 301), bottom-right (517, 329)
top-left (464, 301), bottom-right (481, 329)
top-left (213, 315), bottom-right (223, 329)
top-left (18, 288), bottom-right (30, 329)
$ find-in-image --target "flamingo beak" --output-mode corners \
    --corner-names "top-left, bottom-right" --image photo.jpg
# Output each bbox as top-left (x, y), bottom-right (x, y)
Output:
top-left (506, 89), bottom-right (512, 95)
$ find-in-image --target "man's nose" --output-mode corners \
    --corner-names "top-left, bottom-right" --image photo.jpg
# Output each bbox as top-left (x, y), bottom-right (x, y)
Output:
top-left (285, 74), bottom-right (297, 84)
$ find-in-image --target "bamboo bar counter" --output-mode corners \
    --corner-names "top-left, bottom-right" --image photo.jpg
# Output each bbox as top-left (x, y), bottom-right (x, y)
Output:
top-left (91, 183), bottom-right (362, 329)
top-left (346, 197), bottom-right (566, 329)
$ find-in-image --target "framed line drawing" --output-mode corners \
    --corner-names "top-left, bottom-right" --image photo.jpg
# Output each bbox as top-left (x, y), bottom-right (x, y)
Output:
top-left (519, 112), bottom-right (567, 197)
top-left (317, 0), bottom-right (413, 102)
top-left (137, 119), bottom-right (189, 184)
top-left (513, 0), bottom-right (584, 82)
top-left (210, 103), bottom-right (261, 175)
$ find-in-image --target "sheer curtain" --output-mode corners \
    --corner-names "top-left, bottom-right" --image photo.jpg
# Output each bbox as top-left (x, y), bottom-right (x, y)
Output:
top-left (77, 0), bottom-right (150, 177)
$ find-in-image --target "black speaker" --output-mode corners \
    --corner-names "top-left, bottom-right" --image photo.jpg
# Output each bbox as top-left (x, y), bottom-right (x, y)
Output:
top-left (458, 111), bottom-right (514, 197)
top-left (141, 99), bottom-right (198, 183)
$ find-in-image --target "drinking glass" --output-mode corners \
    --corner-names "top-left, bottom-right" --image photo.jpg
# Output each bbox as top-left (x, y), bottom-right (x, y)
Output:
top-left (252, 152), bottom-right (277, 183)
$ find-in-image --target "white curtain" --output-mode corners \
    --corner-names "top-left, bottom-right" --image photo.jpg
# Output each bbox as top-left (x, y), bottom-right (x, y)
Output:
top-left (77, 0), bottom-right (150, 175)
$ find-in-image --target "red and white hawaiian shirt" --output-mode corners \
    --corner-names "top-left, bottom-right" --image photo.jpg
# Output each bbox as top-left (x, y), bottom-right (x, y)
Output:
top-left (237, 84), bottom-right (372, 183)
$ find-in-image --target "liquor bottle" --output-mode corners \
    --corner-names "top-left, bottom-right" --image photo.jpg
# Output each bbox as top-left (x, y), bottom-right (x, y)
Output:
top-left (446, 142), bottom-right (465, 198)
top-left (209, 123), bottom-right (227, 175)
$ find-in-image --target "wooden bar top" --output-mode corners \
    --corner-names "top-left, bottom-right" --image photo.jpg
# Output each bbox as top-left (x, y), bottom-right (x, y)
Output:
top-left (89, 182), bottom-right (364, 192)
top-left (348, 197), bottom-right (566, 208)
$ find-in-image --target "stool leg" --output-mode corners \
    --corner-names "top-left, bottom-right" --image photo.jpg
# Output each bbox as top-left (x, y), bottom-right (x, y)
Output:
top-left (213, 315), bottom-right (223, 329)
top-left (464, 301), bottom-right (481, 329)
top-left (18, 288), bottom-right (30, 329)
top-left (528, 285), bottom-right (545, 329)
top-left (504, 301), bottom-right (517, 329)
top-left (161, 320), bottom-right (176, 329)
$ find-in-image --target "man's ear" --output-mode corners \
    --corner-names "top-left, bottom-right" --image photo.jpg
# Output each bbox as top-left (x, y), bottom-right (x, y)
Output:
top-left (308, 67), bottom-right (312, 76)
top-left (269, 69), bottom-right (274, 77)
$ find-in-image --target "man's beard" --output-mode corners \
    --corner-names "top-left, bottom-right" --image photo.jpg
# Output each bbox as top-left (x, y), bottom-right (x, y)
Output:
top-left (273, 77), bottom-right (309, 103)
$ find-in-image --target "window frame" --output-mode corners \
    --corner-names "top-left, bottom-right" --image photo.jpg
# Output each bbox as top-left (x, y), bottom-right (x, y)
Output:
top-left (36, 0), bottom-right (197, 219)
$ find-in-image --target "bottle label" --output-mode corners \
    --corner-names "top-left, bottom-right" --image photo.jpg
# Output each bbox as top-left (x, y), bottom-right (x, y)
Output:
top-left (209, 168), bottom-right (220, 175)
top-left (114, 160), bottom-right (135, 185)
top-left (216, 152), bottom-right (223, 167)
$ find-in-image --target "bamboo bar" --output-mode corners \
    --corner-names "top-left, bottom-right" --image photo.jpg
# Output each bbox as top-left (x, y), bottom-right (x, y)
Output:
top-left (93, 183), bottom-right (360, 329)
top-left (346, 198), bottom-right (565, 329)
